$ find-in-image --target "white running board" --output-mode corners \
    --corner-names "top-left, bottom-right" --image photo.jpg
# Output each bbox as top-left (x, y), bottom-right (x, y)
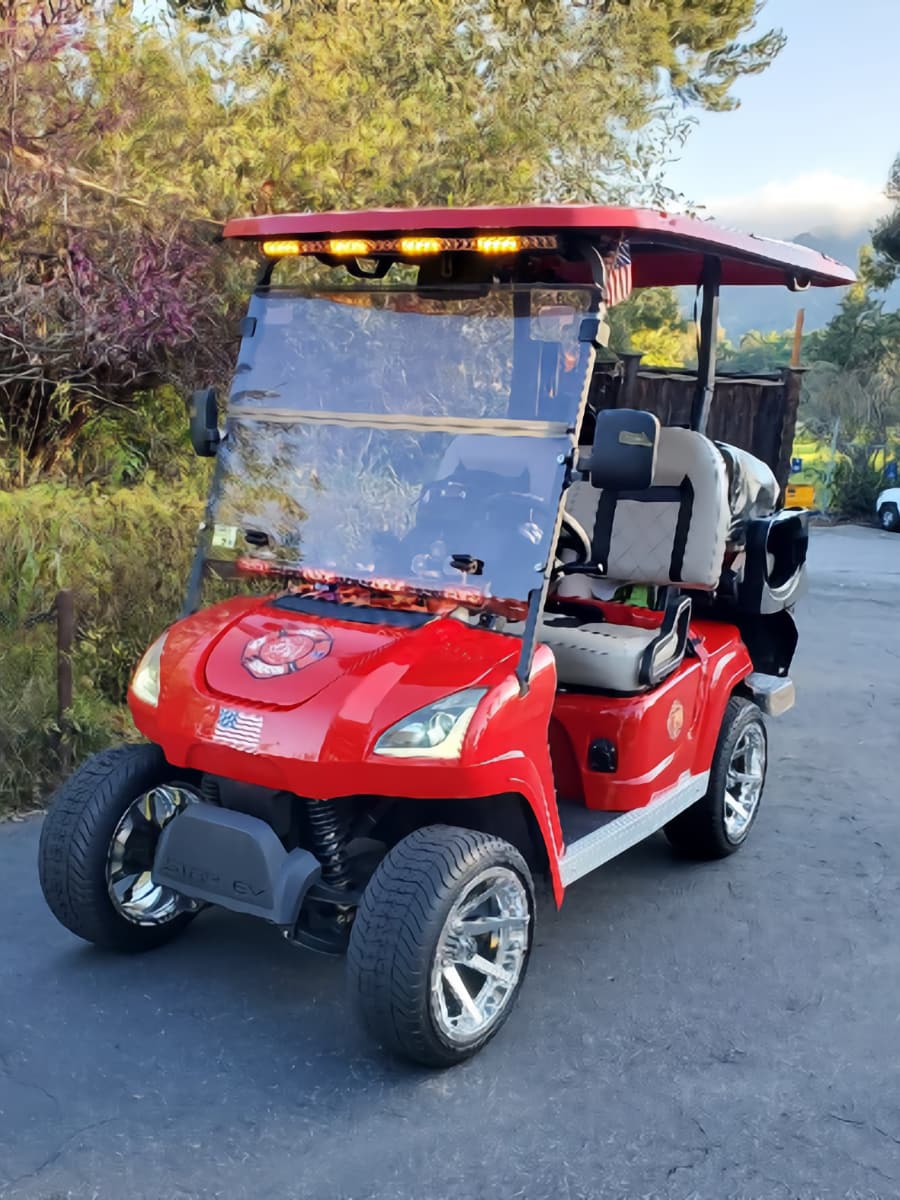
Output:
top-left (558, 771), bottom-right (710, 886)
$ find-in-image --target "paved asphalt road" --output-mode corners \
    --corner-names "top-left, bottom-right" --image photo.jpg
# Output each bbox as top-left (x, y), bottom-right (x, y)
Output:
top-left (2, 525), bottom-right (900, 1200)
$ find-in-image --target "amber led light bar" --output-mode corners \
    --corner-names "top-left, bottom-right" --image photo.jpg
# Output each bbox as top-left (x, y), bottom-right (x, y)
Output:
top-left (261, 233), bottom-right (558, 258)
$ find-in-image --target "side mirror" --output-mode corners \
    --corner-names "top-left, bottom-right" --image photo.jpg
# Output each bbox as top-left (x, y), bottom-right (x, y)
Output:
top-left (190, 388), bottom-right (221, 457)
top-left (589, 408), bottom-right (659, 491)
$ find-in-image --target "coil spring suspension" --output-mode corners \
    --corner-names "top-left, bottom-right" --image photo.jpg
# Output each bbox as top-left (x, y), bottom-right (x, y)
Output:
top-left (199, 775), bottom-right (220, 805)
top-left (306, 799), bottom-right (353, 889)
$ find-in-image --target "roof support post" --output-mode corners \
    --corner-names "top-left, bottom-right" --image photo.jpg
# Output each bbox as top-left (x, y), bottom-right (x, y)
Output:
top-left (690, 256), bottom-right (721, 434)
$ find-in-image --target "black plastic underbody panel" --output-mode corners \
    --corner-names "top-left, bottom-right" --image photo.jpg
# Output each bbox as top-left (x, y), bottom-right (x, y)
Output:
top-left (152, 802), bottom-right (322, 926)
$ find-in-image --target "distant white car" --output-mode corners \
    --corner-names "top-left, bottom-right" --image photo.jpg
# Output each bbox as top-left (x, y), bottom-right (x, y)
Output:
top-left (875, 488), bottom-right (900, 531)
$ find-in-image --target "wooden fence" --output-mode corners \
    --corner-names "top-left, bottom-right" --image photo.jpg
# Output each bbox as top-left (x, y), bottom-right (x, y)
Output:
top-left (594, 358), bottom-right (804, 495)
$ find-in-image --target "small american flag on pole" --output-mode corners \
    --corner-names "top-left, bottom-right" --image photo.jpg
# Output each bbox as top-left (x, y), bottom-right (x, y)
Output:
top-left (213, 707), bottom-right (263, 752)
top-left (605, 240), bottom-right (633, 307)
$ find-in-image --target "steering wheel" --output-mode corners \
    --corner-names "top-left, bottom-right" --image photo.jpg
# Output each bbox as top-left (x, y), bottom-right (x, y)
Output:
top-left (481, 491), bottom-right (592, 565)
top-left (557, 510), bottom-right (592, 564)
top-left (481, 490), bottom-right (553, 539)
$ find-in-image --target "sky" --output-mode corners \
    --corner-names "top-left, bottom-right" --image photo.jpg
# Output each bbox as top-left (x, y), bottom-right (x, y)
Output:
top-left (664, 0), bottom-right (900, 236)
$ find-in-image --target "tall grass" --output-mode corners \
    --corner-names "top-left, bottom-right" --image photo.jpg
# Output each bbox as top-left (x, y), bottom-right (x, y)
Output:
top-left (0, 479), bottom-right (203, 812)
top-left (0, 446), bottom-right (423, 813)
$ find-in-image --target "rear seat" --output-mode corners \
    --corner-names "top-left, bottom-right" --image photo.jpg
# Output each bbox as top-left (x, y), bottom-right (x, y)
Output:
top-left (540, 425), bottom-right (730, 692)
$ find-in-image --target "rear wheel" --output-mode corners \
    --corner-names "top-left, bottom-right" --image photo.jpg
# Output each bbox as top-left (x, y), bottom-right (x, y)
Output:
top-left (878, 502), bottom-right (900, 531)
top-left (38, 744), bottom-right (201, 952)
top-left (664, 697), bottom-right (767, 859)
top-left (348, 825), bottom-right (534, 1067)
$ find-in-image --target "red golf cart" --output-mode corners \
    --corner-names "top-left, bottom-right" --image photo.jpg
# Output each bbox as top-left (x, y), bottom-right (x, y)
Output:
top-left (39, 207), bottom-right (854, 1066)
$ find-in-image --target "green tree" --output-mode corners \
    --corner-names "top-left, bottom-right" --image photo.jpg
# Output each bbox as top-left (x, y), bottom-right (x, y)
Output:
top-left (805, 253), bottom-right (900, 375)
top-left (800, 362), bottom-right (900, 516)
top-left (872, 152), bottom-right (900, 285)
top-left (608, 288), bottom-right (691, 366)
top-left (0, 3), bottom-right (238, 477)
top-left (802, 363), bottom-right (900, 450)
top-left (796, 241), bottom-right (900, 515)
top-left (1, 0), bottom-right (785, 474)
top-left (719, 329), bottom-right (794, 372)
top-left (165, 0), bottom-right (784, 209)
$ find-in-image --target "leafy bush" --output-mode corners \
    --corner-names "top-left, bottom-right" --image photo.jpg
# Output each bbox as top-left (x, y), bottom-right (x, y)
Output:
top-left (828, 452), bottom-right (888, 519)
top-left (0, 479), bottom-right (204, 812)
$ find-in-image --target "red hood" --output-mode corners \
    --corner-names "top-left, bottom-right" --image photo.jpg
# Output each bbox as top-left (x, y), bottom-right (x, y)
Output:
top-left (182, 600), bottom-right (519, 723)
top-left (205, 607), bottom-right (395, 708)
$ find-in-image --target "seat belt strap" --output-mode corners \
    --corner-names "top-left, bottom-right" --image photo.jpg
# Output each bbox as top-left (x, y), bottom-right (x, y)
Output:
top-left (591, 491), bottom-right (618, 572)
top-left (669, 477), bottom-right (695, 582)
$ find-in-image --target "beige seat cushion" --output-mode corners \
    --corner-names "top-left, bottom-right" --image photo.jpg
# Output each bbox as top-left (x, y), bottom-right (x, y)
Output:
top-left (538, 615), bottom-right (676, 693)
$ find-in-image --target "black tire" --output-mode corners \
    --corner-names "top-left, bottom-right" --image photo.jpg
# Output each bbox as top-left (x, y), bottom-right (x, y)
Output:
top-left (664, 697), bottom-right (767, 860)
top-left (348, 825), bottom-right (535, 1068)
top-left (38, 743), bottom-right (198, 952)
top-left (877, 502), bottom-right (900, 531)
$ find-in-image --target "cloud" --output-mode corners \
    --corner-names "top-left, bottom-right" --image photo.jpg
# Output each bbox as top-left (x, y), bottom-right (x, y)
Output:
top-left (700, 172), bottom-right (891, 237)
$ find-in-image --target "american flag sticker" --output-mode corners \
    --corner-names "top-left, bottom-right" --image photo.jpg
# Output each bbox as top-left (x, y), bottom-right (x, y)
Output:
top-left (213, 707), bottom-right (263, 752)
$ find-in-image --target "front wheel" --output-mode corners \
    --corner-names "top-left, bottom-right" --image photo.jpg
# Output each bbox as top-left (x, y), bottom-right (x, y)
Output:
top-left (664, 697), bottom-right (767, 859)
top-left (38, 744), bottom-right (201, 952)
top-left (348, 825), bottom-right (535, 1067)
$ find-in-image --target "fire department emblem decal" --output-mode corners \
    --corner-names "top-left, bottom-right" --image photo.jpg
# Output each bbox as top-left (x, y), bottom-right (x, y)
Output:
top-left (667, 699), bottom-right (685, 741)
top-left (241, 627), bottom-right (332, 679)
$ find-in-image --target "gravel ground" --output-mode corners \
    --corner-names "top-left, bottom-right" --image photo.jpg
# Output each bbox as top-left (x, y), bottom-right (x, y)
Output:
top-left (1, 524), bottom-right (899, 1200)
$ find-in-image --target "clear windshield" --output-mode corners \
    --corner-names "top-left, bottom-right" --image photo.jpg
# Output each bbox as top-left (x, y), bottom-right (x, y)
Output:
top-left (206, 286), bottom-right (597, 609)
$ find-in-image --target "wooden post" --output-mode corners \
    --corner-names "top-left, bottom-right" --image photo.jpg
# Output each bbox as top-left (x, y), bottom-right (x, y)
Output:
top-left (791, 308), bottom-right (805, 369)
top-left (619, 352), bottom-right (643, 407)
top-left (56, 589), bottom-right (74, 770)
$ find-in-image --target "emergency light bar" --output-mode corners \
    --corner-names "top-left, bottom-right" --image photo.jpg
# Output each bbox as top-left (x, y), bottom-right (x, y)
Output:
top-left (260, 233), bottom-right (559, 258)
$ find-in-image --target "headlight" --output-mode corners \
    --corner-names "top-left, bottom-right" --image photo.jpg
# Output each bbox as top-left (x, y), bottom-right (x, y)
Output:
top-left (131, 632), bottom-right (168, 707)
top-left (374, 688), bottom-right (487, 759)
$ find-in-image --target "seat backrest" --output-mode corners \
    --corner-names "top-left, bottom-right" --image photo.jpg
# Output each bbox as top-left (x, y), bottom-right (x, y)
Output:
top-left (565, 425), bottom-right (730, 589)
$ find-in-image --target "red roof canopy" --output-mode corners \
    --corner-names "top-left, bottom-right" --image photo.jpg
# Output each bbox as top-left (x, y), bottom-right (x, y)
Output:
top-left (223, 205), bottom-right (856, 289)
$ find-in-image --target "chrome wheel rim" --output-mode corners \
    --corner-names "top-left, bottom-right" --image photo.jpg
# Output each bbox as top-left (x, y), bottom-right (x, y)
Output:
top-left (723, 722), bottom-right (766, 843)
top-left (106, 785), bottom-right (198, 925)
top-left (881, 509), bottom-right (894, 529)
top-left (430, 865), bottom-right (531, 1045)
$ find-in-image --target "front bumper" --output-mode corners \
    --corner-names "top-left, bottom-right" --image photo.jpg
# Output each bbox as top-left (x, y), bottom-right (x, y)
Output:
top-left (152, 801), bottom-right (322, 925)
top-left (131, 686), bottom-right (551, 807)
